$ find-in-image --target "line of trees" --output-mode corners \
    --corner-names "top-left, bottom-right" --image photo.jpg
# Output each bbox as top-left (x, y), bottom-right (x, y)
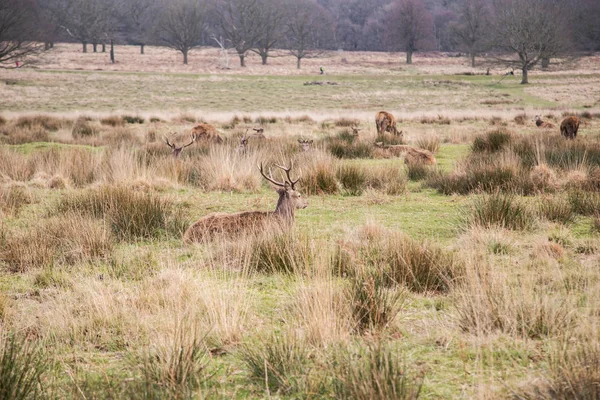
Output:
top-left (1, 0), bottom-right (599, 79)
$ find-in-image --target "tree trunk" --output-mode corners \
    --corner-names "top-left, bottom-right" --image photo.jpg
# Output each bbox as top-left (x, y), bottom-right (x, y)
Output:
top-left (406, 51), bottom-right (413, 64)
top-left (110, 40), bottom-right (115, 64)
top-left (521, 65), bottom-right (528, 84)
top-left (239, 54), bottom-right (245, 67)
top-left (82, 42), bottom-right (87, 53)
top-left (92, 43), bottom-right (97, 52)
top-left (297, 57), bottom-right (301, 69)
top-left (50, 42), bottom-right (54, 48)
top-left (183, 49), bottom-right (188, 65)
top-left (470, 51), bottom-right (475, 67)
top-left (102, 43), bottom-right (106, 53)
top-left (44, 42), bottom-right (50, 51)
top-left (140, 44), bottom-right (145, 55)
top-left (542, 57), bottom-right (550, 69)
top-left (261, 53), bottom-right (267, 65)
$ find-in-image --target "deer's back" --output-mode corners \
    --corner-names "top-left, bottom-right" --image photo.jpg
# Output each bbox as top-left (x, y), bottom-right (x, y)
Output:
top-left (191, 123), bottom-right (223, 143)
top-left (376, 111), bottom-right (395, 125)
top-left (184, 210), bottom-right (278, 243)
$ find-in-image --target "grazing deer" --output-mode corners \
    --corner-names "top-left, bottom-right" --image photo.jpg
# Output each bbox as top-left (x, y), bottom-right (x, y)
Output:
top-left (560, 116), bottom-right (580, 139)
top-left (191, 123), bottom-right (223, 143)
top-left (165, 135), bottom-right (196, 158)
top-left (375, 111), bottom-right (402, 136)
top-left (298, 139), bottom-right (313, 152)
top-left (534, 115), bottom-right (555, 129)
top-left (183, 163), bottom-right (308, 243)
top-left (374, 143), bottom-right (436, 165)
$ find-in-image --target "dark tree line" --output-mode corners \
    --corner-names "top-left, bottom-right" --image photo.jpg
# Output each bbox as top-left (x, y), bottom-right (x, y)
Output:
top-left (1, 0), bottom-right (599, 79)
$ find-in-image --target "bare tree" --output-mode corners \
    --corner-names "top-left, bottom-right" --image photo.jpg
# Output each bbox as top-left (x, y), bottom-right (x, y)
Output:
top-left (250, 0), bottom-right (285, 65)
top-left (156, 0), bottom-right (208, 65)
top-left (53, 0), bottom-right (112, 53)
top-left (216, 0), bottom-right (263, 67)
top-left (0, 0), bottom-right (42, 65)
top-left (491, 0), bottom-right (570, 84)
top-left (284, 0), bottom-right (334, 69)
top-left (122, 0), bottom-right (156, 54)
top-left (450, 0), bottom-right (490, 67)
top-left (385, 0), bottom-right (435, 64)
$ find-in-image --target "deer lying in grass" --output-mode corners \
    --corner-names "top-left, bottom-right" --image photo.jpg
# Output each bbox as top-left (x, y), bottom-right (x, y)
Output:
top-left (560, 116), bottom-right (580, 139)
top-left (298, 139), bottom-right (313, 152)
top-left (351, 125), bottom-right (361, 137)
top-left (374, 143), bottom-right (437, 165)
top-left (183, 163), bottom-right (308, 243)
top-left (375, 111), bottom-right (402, 136)
top-left (534, 115), bottom-right (555, 129)
top-left (165, 135), bottom-right (196, 157)
top-left (252, 127), bottom-right (266, 138)
top-left (191, 123), bottom-right (223, 143)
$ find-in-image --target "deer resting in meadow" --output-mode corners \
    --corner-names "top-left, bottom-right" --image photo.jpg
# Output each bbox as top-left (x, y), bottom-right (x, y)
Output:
top-left (375, 111), bottom-right (402, 137)
top-left (534, 115), bottom-right (555, 129)
top-left (191, 123), bottom-right (223, 143)
top-left (183, 163), bottom-right (308, 243)
top-left (560, 116), bottom-right (580, 139)
top-left (165, 135), bottom-right (196, 157)
top-left (298, 139), bottom-right (313, 152)
top-left (374, 143), bottom-right (437, 165)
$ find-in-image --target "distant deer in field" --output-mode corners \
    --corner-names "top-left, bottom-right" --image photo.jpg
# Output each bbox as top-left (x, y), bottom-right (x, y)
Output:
top-left (237, 133), bottom-right (249, 154)
top-left (351, 125), bottom-right (361, 137)
top-left (560, 116), bottom-right (580, 139)
top-left (183, 162), bottom-right (308, 243)
top-left (298, 139), bottom-right (313, 152)
top-left (374, 143), bottom-right (436, 165)
top-left (375, 111), bottom-right (402, 137)
top-left (534, 115), bottom-right (555, 129)
top-left (165, 135), bottom-right (196, 157)
top-left (191, 123), bottom-right (223, 143)
top-left (252, 127), bottom-right (266, 139)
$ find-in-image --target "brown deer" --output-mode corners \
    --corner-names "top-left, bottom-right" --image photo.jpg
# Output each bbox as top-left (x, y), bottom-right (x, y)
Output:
top-left (560, 116), bottom-right (580, 139)
top-left (374, 143), bottom-right (436, 165)
top-left (252, 127), bottom-right (266, 139)
top-left (375, 111), bottom-right (402, 136)
top-left (191, 123), bottom-right (223, 143)
top-left (298, 139), bottom-right (313, 152)
top-left (165, 135), bottom-right (196, 157)
top-left (534, 115), bottom-right (555, 129)
top-left (183, 163), bottom-right (308, 243)
top-left (351, 125), bottom-right (361, 137)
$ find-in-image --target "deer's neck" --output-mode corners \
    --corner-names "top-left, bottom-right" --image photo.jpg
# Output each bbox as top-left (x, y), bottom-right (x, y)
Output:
top-left (274, 194), bottom-right (295, 222)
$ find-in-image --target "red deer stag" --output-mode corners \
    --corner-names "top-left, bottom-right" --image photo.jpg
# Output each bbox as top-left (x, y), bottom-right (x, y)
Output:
top-left (165, 135), bottom-right (196, 158)
top-left (560, 116), bottom-right (580, 139)
top-left (183, 163), bottom-right (308, 243)
top-left (375, 111), bottom-right (402, 137)
top-left (534, 115), bottom-right (555, 129)
top-left (298, 139), bottom-right (313, 152)
top-left (191, 123), bottom-right (223, 143)
top-left (374, 143), bottom-right (437, 165)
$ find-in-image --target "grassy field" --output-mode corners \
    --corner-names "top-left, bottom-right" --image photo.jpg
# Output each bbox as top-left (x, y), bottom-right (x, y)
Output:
top-left (1, 44), bottom-right (600, 399)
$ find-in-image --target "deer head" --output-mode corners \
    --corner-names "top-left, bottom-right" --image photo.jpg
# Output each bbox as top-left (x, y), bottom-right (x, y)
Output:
top-left (351, 126), bottom-right (361, 136)
top-left (165, 135), bottom-right (195, 158)
top-left (259, 162), bottom-right (308, 220)
top-left (298, 139), bottom-right (313, 152)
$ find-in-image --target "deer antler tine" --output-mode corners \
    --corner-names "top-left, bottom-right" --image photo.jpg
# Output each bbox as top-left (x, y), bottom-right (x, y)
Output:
top-left (258, 163), bottom-right (286, 187)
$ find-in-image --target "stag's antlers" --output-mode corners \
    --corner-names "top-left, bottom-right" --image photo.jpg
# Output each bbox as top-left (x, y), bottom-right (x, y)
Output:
top-left (259, 162), bottom-right (301, 189)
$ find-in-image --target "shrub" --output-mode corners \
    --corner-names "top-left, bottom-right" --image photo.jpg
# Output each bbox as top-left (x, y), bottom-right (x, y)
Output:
top-left (331, 342), bottom-right (424, 400)
top-left (334, 118), bottom-right (360, 127)
top-left (514, 113), bottom-right (527, 125)
top-left (538, 196), bottom-right (574, 224)
top-left (471, 129), bottom-right (512, 153)
top-left (132, 323), bottom-right (210, 399)
top-left (255, 116), bottom-right (278, 124)
top-left (0, 186), bottom-right (32, 216)
top-left (0, 333), bottom-right (51, 400)
top-left (365, 164), bottom-right (407, 195)
top-left (56, 186), bottom-right (182, 240)
top-left (328, 139), bottom-right (373, 159)
top-left (568, 190), bottom-right (600, 216)
top-left (301, 161), bottom-right (338, 195)
top-left (240, 332), bottom-right (311, 395)
top-left (593, 215), bottom-right (600, 234)
top-left (415, 135), bottom-right (440, 153)
top-left (122, 115), bottom-right (144, 124)
top-left (375, 132), bottom-right (405, 145)
top-left (15, 115), bottom-right (63, 131)
top-left (249, 230), bottom-right (312, 274)
top-left (348, 274), bottom-right (405, 333)
top-left (406, 161), bottom-right (430, 181)
top-left (71, 116), bottom-right (97, 138)
top-left (466, 192), bottom-right (534, 230)
top-left (337, 164), bottom-right (367, 195)
top-left (100, 116), bottom-right (124, 127)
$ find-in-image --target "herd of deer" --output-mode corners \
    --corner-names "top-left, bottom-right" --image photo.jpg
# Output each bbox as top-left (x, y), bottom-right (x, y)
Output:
top-left (180, 111), bottom-right (582, 243)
